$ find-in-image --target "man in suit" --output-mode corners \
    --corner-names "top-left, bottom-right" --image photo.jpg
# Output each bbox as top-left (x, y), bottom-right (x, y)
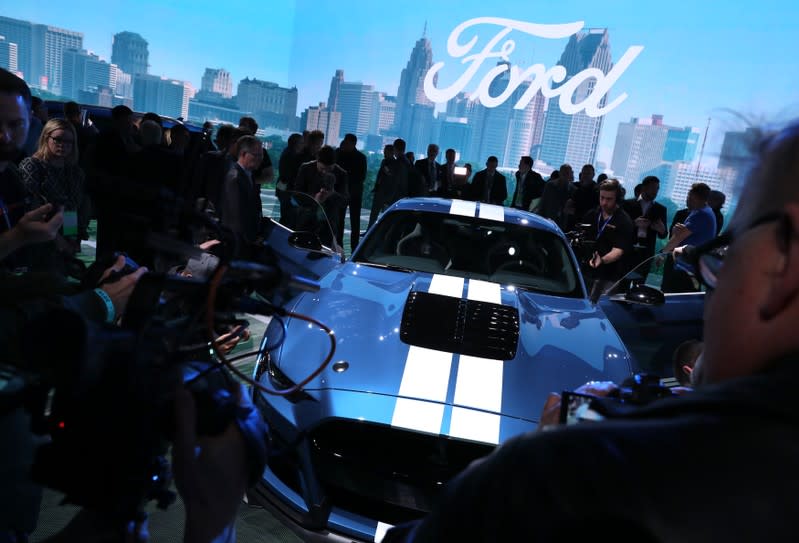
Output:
top-left (414, 144), bottom-right (441, 196)
top-left (440, 148), bottom-right (457, 197)
top-left (470, 156), bottom-right (507, 205)
top-left (219, 135), bottom-right (263, 258)
top-left (295, 145), bottom-right (349, 247)
top-left (336, 133), bottom-right (367, 252)
top-left (510, 155), bottom-right (545, 211)
top-left (622, 175), bottom-right (667, 274)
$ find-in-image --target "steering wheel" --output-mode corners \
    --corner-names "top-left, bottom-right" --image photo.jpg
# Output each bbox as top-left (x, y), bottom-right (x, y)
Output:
top-left (494, 256), bottom-right (545, 276)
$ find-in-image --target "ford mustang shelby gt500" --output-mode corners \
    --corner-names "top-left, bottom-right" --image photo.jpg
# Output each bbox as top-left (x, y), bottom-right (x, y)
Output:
top-left (250, 196), bottom-right (703, 542)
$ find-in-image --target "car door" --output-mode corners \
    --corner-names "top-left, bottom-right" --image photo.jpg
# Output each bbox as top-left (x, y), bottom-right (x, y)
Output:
top-left (260, 191), bottom-right (341, 295)
top-left (598, 257), bottom-right (705, 377)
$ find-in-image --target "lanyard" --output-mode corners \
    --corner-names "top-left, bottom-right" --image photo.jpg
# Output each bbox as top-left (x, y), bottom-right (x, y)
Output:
top-left (596, 211), bottom-right (614, 240)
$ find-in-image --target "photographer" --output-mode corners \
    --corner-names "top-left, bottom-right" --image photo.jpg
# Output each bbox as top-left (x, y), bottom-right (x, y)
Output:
top-left (385, 120), bottom-right (799, 541)
top-left (1, 69), bottom-right (255, 543)
top-left (581, 178), bottom-right (634, 292)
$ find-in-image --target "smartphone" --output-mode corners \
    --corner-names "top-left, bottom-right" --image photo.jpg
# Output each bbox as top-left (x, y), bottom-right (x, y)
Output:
top-left (62, 210), bottom-right (78, 238)
top-left (453, 166), bottom-right (468, 176)
top-left (559, 391), bottom-right (606, 425)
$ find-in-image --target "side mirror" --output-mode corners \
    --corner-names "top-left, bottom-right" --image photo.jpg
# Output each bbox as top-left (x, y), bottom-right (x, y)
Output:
top-left (624, 283), bottom-right (665, 306)
top-left (288, 231), bottom-right (324, 252)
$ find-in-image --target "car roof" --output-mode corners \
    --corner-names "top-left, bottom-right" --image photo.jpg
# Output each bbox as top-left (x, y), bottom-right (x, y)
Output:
top-left (386, 197), bottom-right (564, 236)
top-left (43, 100), bottom-right (203, 132)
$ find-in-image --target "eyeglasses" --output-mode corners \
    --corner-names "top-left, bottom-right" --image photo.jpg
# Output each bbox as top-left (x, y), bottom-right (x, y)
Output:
top-left (684, 212), bottom-right (786, 291)
top-left (49, 136), bottom-right (74, 146)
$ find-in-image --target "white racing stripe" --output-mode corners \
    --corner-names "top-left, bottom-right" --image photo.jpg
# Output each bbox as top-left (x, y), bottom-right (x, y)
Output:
top-left (428, 274), bottom-right (465, 298)
top-left (478, 203), bottom-right (505, 222)
top-left (453, 355), bottom-right (504, 411)
top-left (449, 407), bottom-right (502, 444)
top-left (467, 279), bottom-right (502, 304)
top-left (391, 399), bottom-right (446, 435)
top-left (449, 279), bottom-right (504, 444)
top-left (396, 346), bottom-right (453, 402)
top-left (391, 346), bottom-right (452, 434)
top-left (391, 274), bottom-right (462, 434)
top-left (375, 521), bottom-right (394, 542)
top-left (450, 199), bottom-right (477, 217)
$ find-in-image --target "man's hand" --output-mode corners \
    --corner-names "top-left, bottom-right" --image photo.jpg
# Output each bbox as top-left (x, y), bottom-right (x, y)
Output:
top-left (1, 203), bottom-right (65, 261)
top-left (634, 217), bottom-right (651, 229)
top-left (173, 385), bottom-right (250, 543)
top-left (652, 218), bottom-right (666, 235)
top-left (537, 381), bottom-right (619, 431)
top-left (589, 251), bottom-right (603, 268)
top-left (98, 254), bottom-right (148, 318)
top-left (15, 203), bottom-right (64, 245)
top-left (214, 325), bottom-right (250, 355)
top-left (314, 187), bottom-right (331, 203)
top-left (198, 239), bottom-right (221, 251)
top-left (672, 223), bottom-right (688, 236)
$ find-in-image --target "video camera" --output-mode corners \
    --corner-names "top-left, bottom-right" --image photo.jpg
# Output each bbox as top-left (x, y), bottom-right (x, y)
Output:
top-left (565, 223), bottom-right (596, 267)
top-left (559, 373), bottom-right (675, 425)
top-left (0, 194), bottom-right (321, 526)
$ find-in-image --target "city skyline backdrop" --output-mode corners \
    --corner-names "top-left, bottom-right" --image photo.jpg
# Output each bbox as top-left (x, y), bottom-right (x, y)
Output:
top-left (7, 0), bottom-right (798, 169)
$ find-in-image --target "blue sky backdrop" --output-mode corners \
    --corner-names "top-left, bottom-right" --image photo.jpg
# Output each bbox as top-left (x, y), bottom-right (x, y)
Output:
top-left (9, 0), bottom-right (799, 164)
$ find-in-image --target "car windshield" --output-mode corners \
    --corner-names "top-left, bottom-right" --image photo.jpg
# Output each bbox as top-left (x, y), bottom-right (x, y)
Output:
top-left (353, 210), bottom-right (583, 297)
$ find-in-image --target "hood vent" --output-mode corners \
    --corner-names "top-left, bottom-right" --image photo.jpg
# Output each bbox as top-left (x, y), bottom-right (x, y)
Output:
top-left (400, 291), bottom-right (519, 360)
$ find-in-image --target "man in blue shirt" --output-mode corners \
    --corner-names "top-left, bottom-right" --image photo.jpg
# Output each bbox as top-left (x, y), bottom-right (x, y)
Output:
top-left (661, 182), bottom-right (717, 291)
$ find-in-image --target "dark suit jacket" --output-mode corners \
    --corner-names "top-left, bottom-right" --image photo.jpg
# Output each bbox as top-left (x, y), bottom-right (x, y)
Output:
top-left (622, 198), bottom-right (668, 256)
top-left (470, 169), bottom-right (507, 205)
top-left (414, 158), bottom-right (441, 195)
top-left (511, 170), bottom-right (545, 210)
top-left (220, 162), bottom-right (261, 254)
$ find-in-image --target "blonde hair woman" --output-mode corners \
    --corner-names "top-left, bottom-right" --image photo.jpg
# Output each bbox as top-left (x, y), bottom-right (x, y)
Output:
top-left (19, 118), bottom-right (89, 268)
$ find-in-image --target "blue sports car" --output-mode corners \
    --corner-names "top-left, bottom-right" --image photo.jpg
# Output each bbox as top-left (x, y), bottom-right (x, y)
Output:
top-left (250, 196), bottom-right (703, 542)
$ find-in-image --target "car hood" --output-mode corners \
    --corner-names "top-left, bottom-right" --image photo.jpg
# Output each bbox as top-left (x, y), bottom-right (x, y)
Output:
top-left (270, 261), bottom-right (632, 444)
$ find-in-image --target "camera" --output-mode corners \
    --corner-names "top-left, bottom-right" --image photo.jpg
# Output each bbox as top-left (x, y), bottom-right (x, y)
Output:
top-left (559, 373), bottom-right (675, 425)
top-left (565, 223), bottom-right (596, 266)
top-left (0, 201), bottom-right (314, 526)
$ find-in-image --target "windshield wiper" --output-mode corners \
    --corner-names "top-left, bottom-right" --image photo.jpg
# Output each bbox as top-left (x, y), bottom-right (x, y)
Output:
top-left (355, 261), bottom-right (415, 273)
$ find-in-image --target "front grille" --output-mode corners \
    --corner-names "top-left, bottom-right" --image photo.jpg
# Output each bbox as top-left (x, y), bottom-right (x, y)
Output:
top-left (310, 420), bottom-right (495, 524)
top-left (400, 290), bottom-right (519, 360)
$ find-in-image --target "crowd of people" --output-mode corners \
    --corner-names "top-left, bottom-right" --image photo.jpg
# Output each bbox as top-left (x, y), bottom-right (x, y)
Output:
top-left (5, 62), bottom-right (799, 543)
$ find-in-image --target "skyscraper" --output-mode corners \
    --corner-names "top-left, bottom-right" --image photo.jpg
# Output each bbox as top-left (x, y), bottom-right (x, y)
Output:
top-left (611, 115), bottom-right (669, 186)
top-left (0, 36), bottom-right (18, 74)
top-left (0, 17), bottom-right (33, 81)
top-left (327, 69), bottom-right (344, 112)
top-left (62, 48), bottom-right (117, 102)
top-left (439, 116), bottom-right (471, 159)
top-left (374, 93), bottom-right (396, 135)
top-left (301, 102), bottom-right (341, 145)
top-left (466, 62), bottom-right (546, 168)
top-left (538, 29), bottom-right (613, 169)
top-left (330, 78), bottom-right (378, 139)
top-left (611, 115), bottom-right (699, 187)
top-left (31, 23), bottom-right (83, 93)
top-left (201, 68), bottom-right (233, 98)
top-left (663, 127), bottom-right (699, 163)
top-left (395, 28), bottom-right (435, 142)
top-left (133, 74), bottom-right (191, 119)
top-left (112, 31), bottom-right (149, 76)
top-left (236, 77), bottom-right (298, 130)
